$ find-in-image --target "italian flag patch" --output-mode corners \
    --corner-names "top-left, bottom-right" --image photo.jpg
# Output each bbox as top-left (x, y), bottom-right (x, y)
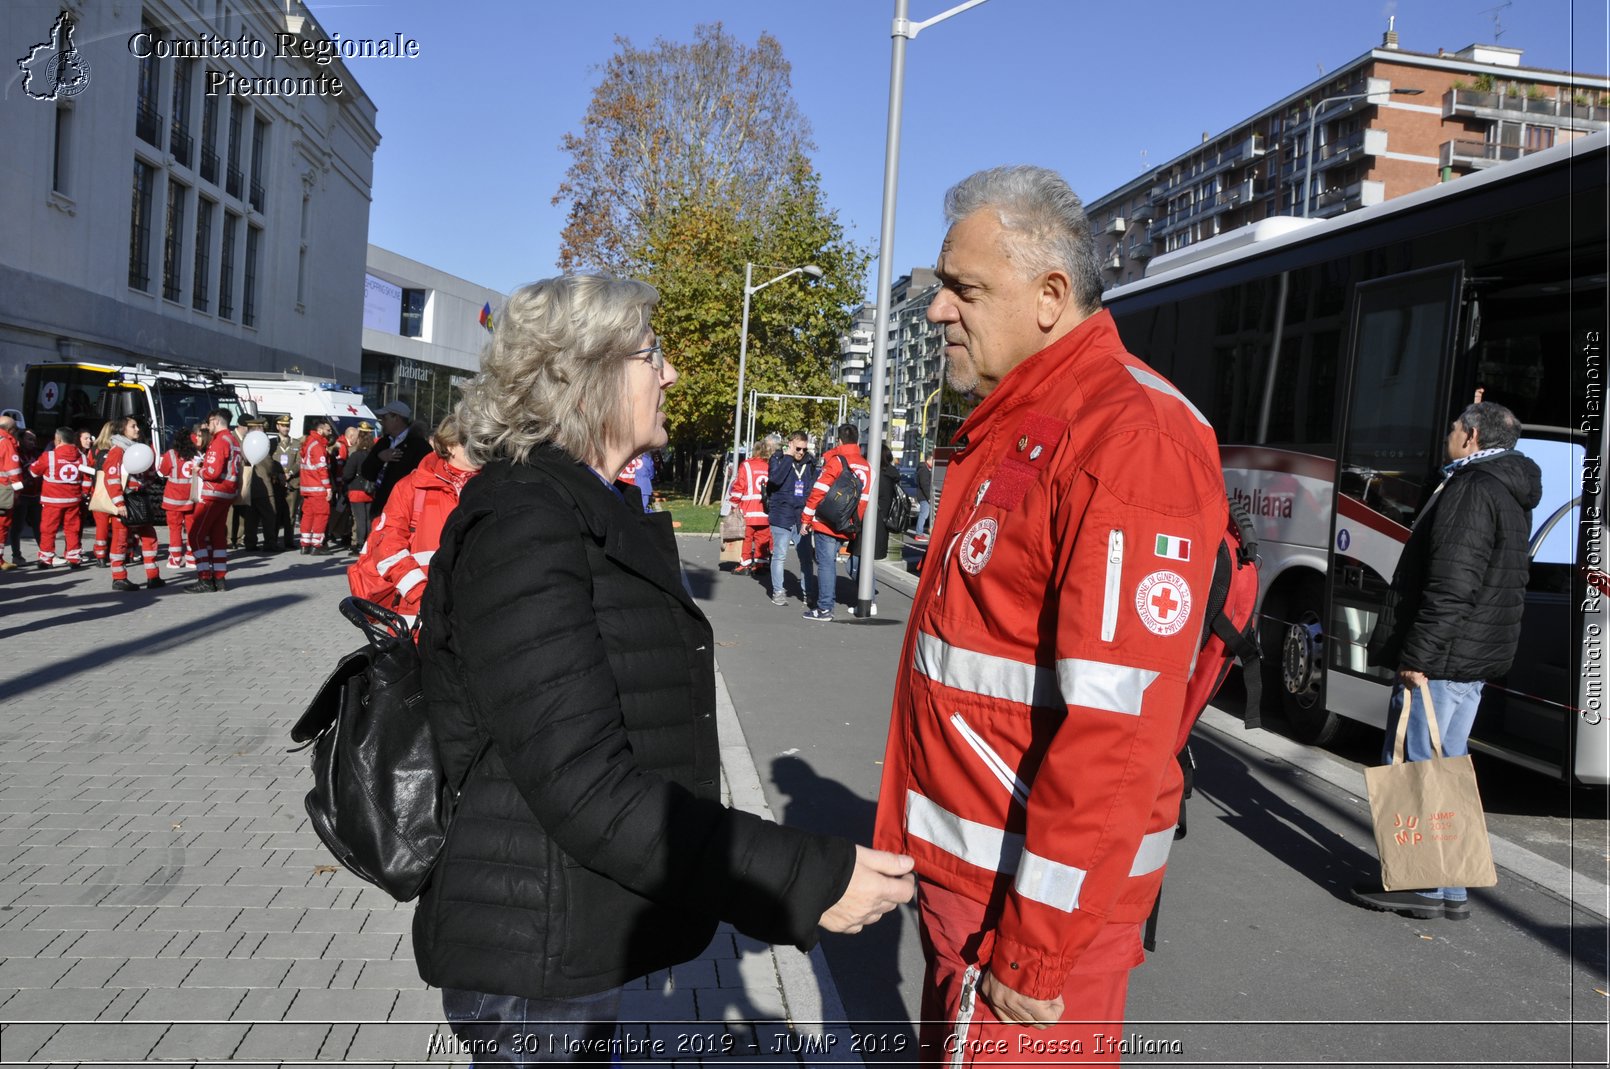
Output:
top-left (1155, 534), bottom-right (1191, 561)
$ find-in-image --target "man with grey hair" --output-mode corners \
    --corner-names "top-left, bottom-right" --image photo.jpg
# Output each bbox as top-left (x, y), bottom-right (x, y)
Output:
top-left (1354, 399), bottom-right (1541, 920)
top-left (874, 165), bottom-right (1227, 1059)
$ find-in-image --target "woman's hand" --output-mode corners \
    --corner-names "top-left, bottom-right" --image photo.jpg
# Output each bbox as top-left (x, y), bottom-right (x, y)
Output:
top-left (818, 846), bottom-right (915, 934)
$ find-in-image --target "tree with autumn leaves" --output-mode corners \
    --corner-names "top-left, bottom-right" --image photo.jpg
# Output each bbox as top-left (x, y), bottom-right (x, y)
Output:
top-left (553, 23), bottom-right (868, 454)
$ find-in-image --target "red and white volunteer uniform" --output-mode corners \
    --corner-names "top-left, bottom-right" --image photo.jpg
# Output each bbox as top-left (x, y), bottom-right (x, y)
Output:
top-left (191, 428), bottom-right (241, 582)
top-left (348, 452), bottom-right (477, 626)
top-left (0, 425), bottom-right (21, 556)
top-left (725, 455), bottom-right (773, 570)
top-left (103, 438), bottom-right (162, 584)
top-left (298, 432), bottom-right (332, 549)
top-left (156, 448), bottom-right (197, 567)
top-left (81, 447), bottom-right (111, 563)
top-left (801, 444), bottom-right (872, 541)
top-left (873, 311), bottom-right (1224, 1064)
top-left (30, 442), bottom-right (85, 566)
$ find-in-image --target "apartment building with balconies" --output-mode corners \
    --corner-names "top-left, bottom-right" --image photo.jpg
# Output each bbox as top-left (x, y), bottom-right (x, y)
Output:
top-left (836, 302), bottom-right (876, 400)
top-left (1087, 25), bottom-right (1608, 290)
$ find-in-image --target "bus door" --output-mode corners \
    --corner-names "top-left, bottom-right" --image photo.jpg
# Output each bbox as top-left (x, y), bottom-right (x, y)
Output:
top-left (1326, 264), bottom-right (1465, 724)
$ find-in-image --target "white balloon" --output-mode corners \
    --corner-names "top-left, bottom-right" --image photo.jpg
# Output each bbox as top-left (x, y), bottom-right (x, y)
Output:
top-left (122, 442), bottom-right (155, 475)
top-left (241, 429), bottom-right (271, 466)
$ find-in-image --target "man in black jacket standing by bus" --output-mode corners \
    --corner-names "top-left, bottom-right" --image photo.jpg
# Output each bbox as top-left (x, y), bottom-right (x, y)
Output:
top-left (1353, 400), bottom-right (1542, 920)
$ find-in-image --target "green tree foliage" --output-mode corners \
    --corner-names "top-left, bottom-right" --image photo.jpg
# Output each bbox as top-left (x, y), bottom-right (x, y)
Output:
top-left (554, 25), bottom-right (869, 454)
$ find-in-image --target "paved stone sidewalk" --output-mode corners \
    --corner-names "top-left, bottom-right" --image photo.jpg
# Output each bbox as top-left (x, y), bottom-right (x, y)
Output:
top-left (0, 544), bottom-right (858, 1067)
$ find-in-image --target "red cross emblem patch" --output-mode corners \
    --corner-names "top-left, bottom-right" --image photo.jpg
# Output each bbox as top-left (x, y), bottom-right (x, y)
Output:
top-left (1135, 570), bottom-right (1192, 636)
top-left (959, 517), bottom-right (999, 575)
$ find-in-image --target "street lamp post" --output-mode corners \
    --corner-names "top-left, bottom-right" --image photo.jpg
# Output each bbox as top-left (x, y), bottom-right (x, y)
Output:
top-left (1301, 88), bottom-right (1423, 218)
top-left (724, 262), bottom-right (822, 514)
top-left (854, 0), bottom-right (991, 617)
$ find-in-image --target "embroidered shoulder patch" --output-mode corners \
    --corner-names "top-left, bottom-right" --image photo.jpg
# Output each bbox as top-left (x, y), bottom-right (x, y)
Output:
top-left (1135, 570), bottom-right (1192, 636)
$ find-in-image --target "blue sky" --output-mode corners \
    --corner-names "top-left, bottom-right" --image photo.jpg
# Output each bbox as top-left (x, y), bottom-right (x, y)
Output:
top-left (310, 0), bottom-right (1607, 299)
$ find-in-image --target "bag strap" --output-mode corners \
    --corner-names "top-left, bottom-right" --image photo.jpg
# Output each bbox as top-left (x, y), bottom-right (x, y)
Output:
top-left (1390, 680), bottom-right (1444, 763)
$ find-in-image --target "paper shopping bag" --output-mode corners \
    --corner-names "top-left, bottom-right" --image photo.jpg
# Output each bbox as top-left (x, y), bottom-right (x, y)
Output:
top-left (88, 471), bottom-right (119, 515)
top-left (1365, 682), bottom-right (1497, 891)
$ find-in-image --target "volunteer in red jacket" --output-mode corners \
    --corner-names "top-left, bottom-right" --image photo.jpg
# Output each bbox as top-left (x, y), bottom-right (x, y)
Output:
top-left (799, 423), bottom-right (871, 621)
top-left (348, 414), bottom-right (480, 627)
top-left (156, 428), bottom-right (200, 569)
top-left (724, 436), bottom-right (775, 574)
top-left (0, 413), bottom-right (22, 570)
top-left (872, 166), bottom-right (1224, 1064)
top-left (102, 416), bottom-right (165, 592)
top-left (298, 418), bottom-right (334, 554)
top-left (185, 409), bottom-right (241, 593)
top-left (83, 425), bottom-right (112, 565)
top-left (30, 426), bottom-right (87, 569)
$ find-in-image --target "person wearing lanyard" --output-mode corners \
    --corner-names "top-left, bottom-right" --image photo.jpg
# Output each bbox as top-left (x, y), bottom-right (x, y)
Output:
top-left (764, 430), bottom-right (818, 607)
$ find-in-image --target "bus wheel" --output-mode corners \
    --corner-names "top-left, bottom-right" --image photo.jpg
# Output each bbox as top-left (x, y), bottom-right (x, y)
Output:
top-left (1279, 578), bottom-right (1340, 746)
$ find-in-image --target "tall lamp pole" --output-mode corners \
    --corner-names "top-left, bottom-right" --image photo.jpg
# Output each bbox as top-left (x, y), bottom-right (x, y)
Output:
top-left (723, 261), bottom-right (822, 514)
top-left (854, 0), bottom-right (991, 617)
top-left (1301, 87), bottom-right (1423, 217)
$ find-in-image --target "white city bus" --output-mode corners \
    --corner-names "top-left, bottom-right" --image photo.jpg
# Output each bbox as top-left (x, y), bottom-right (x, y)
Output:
top-left (1104, 131), bottom-right (1607, 784)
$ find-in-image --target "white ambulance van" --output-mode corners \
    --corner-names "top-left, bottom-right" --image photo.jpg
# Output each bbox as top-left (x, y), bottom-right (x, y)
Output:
top-left (223, 375), bottom-right (376, 438)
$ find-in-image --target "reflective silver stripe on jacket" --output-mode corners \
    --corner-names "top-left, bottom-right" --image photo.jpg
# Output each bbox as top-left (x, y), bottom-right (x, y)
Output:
top-left (906, 790), bottom-right (1023, 875)
top-left (1011, 827), bottom-right (1175, 913)
top-left (917, 631), bottom-right (1158, 716)
top-left (1126, 364), bottom-right (1211, 427)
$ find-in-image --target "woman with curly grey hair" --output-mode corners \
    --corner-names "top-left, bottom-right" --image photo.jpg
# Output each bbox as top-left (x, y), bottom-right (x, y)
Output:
top-left (415, 274), bottom-right (914, 1063)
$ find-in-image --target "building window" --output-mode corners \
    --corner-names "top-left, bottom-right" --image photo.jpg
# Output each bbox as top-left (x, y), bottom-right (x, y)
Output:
top-left (249, 115), bottom-right (267, 213)
top-left (193, 197), bottom-right (214, 312)
top-left (296, 193), bottom-right (311, 307)
top-left (169, 60), bottom-right (194, 167)
top-left (400, 288), bottom-right (427, 337)
top-left (163, 179), bottom-right (188, 302)
top-left (199, 81), bottom-right (219, 183)
top-left (219, 211), bottom-right (238, 320)
top-left (51, 104), bottom-right (72, 195)
top-left (243, 225), bottom-right (261, 327)
top-left (226, 99), bottom-right (244, 199)
top-left (1524, 125), bottom-right (1556, 151)
top-left (129, 162), bottom-right (155, 291)
top-left (135, 21), bottom-right (162, 147)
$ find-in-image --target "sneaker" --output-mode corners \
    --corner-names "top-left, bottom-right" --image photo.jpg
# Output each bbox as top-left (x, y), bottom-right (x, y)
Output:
top-left (0, 560), bottom-right (14, 571)
top-left (183, 577), bottom-right (216, 594)
top-left (771, 592), bottom-right (788, 606)
top-left (870, 602), bottom-right (878, 616)
top-left (803, 608), bottom-right (832, 622)
top-left (1348, 883), bottom-right (1445, 920)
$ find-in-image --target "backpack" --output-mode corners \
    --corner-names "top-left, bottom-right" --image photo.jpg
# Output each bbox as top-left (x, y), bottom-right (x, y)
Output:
top-left (885, 481), bottom-right (914, 534)
top-left (1145, 495), bottom-right (1262, 950)
top-left (289, 597), bottom-right (486, 901)
top-left (813, 455), bottom-right (865, 538)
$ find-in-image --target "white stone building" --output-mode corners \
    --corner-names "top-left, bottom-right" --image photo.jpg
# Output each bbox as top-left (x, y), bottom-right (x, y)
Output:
top-left (0, 0), bottom-right (380, 404)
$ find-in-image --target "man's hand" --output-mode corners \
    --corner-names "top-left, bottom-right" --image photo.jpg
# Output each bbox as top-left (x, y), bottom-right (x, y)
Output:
top-left (1398, 669), bottom-right (1428, 689)
top-left (378, 448), bottom-right (401, 463)
top-left (818, 846), bottom-right (915, 934)
top-left (115, 505), bottom-right (127, 519)
top-left (979, 970), bottom-right (1064, 1030)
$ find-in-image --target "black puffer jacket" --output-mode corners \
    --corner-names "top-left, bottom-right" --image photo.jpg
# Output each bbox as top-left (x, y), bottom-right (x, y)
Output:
top-left (1368, 449), bottom-right (1543, 681)
top-left (414, 446), bottom-right (855, 999)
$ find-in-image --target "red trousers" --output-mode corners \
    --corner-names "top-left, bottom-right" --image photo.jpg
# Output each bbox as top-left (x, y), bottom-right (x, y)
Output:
top-left (741, 522), bottom-right (772, 566)
top-left (299, 492), bottom-right (329, 547)
top-left (916, 882), bottom-right (1142, 1067)
top-left (0, 508), bottom-right (9, 552)
top-left (190, 499), bottom-right (231, 579)
top-left (165, 508), bottom-right (195, 565)
top-left (92, 510), bottom-right (111, 560)
top-left (38, 502), bottom-right (83, 565)
top-left (111, 521), bottom-right (160, 581)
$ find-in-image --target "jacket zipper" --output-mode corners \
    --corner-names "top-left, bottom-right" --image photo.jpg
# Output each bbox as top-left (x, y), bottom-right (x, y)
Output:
top-left (947, 713), bottom-right (1030, 808)
top-left (949, 965), bottom-right (981, 1069)
top-left (1101, 528), bottom-right (1124, 643)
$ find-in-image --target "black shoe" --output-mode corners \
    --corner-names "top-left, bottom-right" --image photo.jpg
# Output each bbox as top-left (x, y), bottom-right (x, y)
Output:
top-left (145, 576), bottom-right (166, 588)
top-left (36, 561), bottom-right (51, 571)
top-left (311, 545), bottom-right (333, 556)
top-left (300, 546), bottom-right (311, 555)
top-left (111, 579), bottom-right (141, 592)
top-left (183, 577), bottom-right (216, 594)
top-left (1349, 883), bottom-right (1450, 920)
top-left (69, 560), bottom-right (85, 570)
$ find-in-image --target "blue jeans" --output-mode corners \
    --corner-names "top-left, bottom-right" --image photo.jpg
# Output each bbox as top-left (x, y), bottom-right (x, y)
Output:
top-left (813, 531), bottom-right (845, 612)
top-left (1381, 678), bottom-right (1485, 903)
top-left (769, 524), bottom-right (814, 600)
top-left (845, 540), bottom-right (878, 598)
top-left (914, 499), bottom-right (931, 536)
top-left (441, 985), bottom-right (623, 1065)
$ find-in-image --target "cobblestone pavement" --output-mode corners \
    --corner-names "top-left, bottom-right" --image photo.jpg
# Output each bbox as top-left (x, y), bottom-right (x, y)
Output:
top-left (0, 542), bottom-right (859, 1067)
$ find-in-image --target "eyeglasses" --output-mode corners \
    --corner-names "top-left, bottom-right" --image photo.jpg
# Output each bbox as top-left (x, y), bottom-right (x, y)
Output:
top-left (624, 342), bottom-right (665, 371)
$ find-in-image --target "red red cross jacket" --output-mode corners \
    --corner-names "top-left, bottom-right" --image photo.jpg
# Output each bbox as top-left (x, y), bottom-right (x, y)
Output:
top-left (78, 447), bottom-right (97, 496)
top-left (348, 452), bottom-right (478, 624)
top-left (157, 450), bottom-right (196, 510)
top-left (0, 429), bottom-right (22, 489)
top-left (873, 311), bottom-right (1226, 1000)
top-left (299, 434), bottom-right (331, 497)
top-left (199, 430), bottom-right (242, 502)
top-left (801, 444), bottom-right (871, 540)
top-left (725, 456), bottom-right (771, 526)
top-left (31, 444), bottom-right (85, 507)
top-left (101, 438), bottom-right (143, 509)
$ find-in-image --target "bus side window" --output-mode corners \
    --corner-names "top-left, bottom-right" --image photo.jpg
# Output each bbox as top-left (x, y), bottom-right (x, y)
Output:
top-left (1517, 436), bottom-right (1584, 596)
